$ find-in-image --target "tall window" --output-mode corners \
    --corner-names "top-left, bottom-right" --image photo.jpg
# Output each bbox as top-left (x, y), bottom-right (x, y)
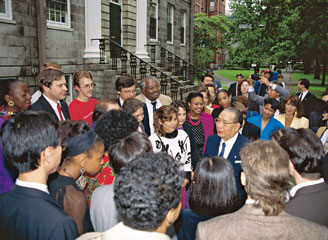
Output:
top-left (149, 0), bottom-right (158, 40)
top-left (0, 0), bottom-right (12, 20)
top-left (46, 0), bottom-right (71, 28)
top-left (210, 1), bottom-right (215, 11)
top-left (167, 5), bottom-right (174, 43)
top-left (180, 11), bottom-right (186, 45)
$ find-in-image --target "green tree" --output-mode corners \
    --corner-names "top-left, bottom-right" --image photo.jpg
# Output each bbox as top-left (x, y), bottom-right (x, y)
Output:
top-left (193, 13), bottom-right (231, 69)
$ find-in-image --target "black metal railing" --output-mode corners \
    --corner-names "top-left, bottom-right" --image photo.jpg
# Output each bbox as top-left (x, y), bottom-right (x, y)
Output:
top-left (146, 44), bottom-right (206, 84)
top-left (92, 38), bottom-right (184, 100)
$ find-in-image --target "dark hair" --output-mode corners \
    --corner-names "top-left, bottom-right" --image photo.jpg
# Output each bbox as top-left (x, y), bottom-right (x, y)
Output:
top-left (73, 70), bottom-right (93, 87)
top-left (231, 101), bottom-right (247, 120)
top-left (213, 88), bottom-right (229, 106)
top-left (275, 128), bottom-right (324, 180)
top-left (1, 111), bottom-right (59, 173)
top-left (280, 95), bottom-right (304, 118)
top-left (122, 98), bottom-right (144, 115)
top-left (94, 110), bottom-right (138, 151)
top-left (41, 62), bottom-right (61, 72)
top-left (114, 152), bottom-right (183, 230)
top-left (237, 79), bottom-right (249, 96)
top-left (0, 79), bottom-right (21, 106)
top-left (58, 120), bottom-right (103, 165)
top-left (115, 75), bottom-right (135, 91)
top-left (236, 73), bottom-right (243, 78)
top-left (240, 141), bottom-right (290, 216)
top-left (108, 132), bottom-right (152, 174)
top-left (186, 91), bottom-right (203, 112)
top-left (322, 90), bottom-right (328, 98)
top-left (154, 105), bottom-right (178, 136)
top-left (189, 157), bottom-right (239, 216)
top-left (92, 98), bottom-right (119, 122)
top-left (201, 74), bottom-right (214, 82)
top-left (38, 69), bottom-right (65, 92)
top-left (264, 98), bottom-right (280, 112)
top-left (171, 100), bottom-right (187, 111)
top-left (233, 95), bottom-right (249, 108)
top-left (299, 78), bottom-right (310, 90)
top-left (277, 74), bottom-right (284, 79)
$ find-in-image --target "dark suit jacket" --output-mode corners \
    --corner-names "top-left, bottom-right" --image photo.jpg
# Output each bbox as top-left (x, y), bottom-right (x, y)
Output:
top-left (228, 82), bottom-right (237, 97)
top-left (142, 104), bottom-right (151, 136)
top-left (116, 98), bottom-right (122, 108)
top-left (297, 91), bottom-right (316, 118)
top-left (242, 121), bottom-right (260, 141)
top-left (182, 122), bottom-right (198, 169)
top-left (285, 182), bottom-right (328, 227)
top-left (196, 204), bottom-right (328, 240)
top-left (30, 95), bottom-right (70, 121)
top-left (0, 185), bottom-right (78, 240)
top-left (203, 134), bottom-right (249, 199)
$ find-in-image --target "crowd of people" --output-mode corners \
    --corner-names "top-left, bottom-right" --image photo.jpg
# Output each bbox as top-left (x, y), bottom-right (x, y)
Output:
top-left (0, 63), bottom-right (328, 240)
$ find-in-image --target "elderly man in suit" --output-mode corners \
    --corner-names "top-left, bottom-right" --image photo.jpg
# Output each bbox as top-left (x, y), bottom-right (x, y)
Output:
top-left (275, 128), bottom-right (328, 227)
top-left (136, 76), bottom-right (172, 136)
top-left (31, 69), bottom-right (70, 121)
top-left (197, 141), bottom-right (328, 240)
top-left (0, 111), bottom-right (78, 240)
top-left (204, 107), bottom-right (249, 201)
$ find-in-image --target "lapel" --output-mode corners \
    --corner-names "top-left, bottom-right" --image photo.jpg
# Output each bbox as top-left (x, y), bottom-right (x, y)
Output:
top-left (227, 133), bottom-right (243, 161)
top-left (293, 182), bottom-right (328, 197)
top-left (39, 95), bottom-right (59, 120)
top-left (116, 98), bottom-right (121, 108)
top-left (142, 104), bottom-right (150, 136)
top-left (59, 100), bottom-right (70, 120)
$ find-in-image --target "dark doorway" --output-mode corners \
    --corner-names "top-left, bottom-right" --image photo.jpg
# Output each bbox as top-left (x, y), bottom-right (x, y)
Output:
top-left (110, 2), bottom-right (121, 58)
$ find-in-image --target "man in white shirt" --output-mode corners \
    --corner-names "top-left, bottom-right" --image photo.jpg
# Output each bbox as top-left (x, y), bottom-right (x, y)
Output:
top-left (31, 69), bottom-right (70, 121)
top-left (0, 111), bottom-right (78, 239)
top-left (275, 128), bottom-right (328, 227)
top-left (136, 76), bottom-right (172, 136)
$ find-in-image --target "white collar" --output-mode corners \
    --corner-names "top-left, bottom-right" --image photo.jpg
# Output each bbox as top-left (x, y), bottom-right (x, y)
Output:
top-left (145, 96), bottom-right (158, 104)
top-left (119, 97), bottom-right (124, 107)
top-left (245, 198), bottom-right (256, 204)
top-left (290, 178), bottom-right (324, 197)
top-left (43, 94), bottom-right (60, 107)
top-left (16, 179), bottom-right (49, 194)
top-left (221, 132), bottom-right (239, 145)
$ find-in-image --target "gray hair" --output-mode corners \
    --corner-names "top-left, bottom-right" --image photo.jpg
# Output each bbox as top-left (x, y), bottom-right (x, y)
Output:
top-left (221, 107), bottom-right (243, 125)
top-left (140, 76), bottom-right (160, 90)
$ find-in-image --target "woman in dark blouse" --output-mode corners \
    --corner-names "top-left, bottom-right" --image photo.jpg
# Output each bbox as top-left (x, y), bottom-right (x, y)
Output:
top-left (175, 156), bottom-right (241, 240)
top-left (49, 120), bottom-right (105, 236)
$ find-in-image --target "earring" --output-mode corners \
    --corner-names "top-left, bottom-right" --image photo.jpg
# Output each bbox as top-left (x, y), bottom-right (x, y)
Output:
top-left (75, 168), bottom-right (87, 190)
top-left (8, 101), bottom-right (15, 107)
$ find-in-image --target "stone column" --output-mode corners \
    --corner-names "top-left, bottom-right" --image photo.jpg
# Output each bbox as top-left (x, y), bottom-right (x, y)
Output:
top-left (135, 0), bottom-right (149, 60)
top-left (84, 0), bottom-right (102, 59)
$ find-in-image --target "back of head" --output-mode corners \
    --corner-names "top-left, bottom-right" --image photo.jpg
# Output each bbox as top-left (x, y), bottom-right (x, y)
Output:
top-left (231, 101), bottom-right (247, 120)
top-left (240, 140), bottom-right (290, 216)
top-left (94, 110), bottom-right (138, 151)
top-left (108, 132), bottom-right (152, 174)
top-left (92, 98), bottom-right (118, 122)
top-left (38, 69), bottom-right (65, 92)
top-left (114, 152), bottom-right (183, 231)
top-left (1, 111), bottom-right (59, 173)
top-left (264, 98), bottom-right (280, 111)
top-left (272, 80), bottom-right (283, 87)
top-left (115, 75), bottom-right (135, 91)
top-left (189, 156), bottom-right (238, 216)
top-left (233, 95), bottom-right (249, 108)
top-left (275, 128), bottom-right (324, 180)
top-left (122, 98), bottom-right (144, 115)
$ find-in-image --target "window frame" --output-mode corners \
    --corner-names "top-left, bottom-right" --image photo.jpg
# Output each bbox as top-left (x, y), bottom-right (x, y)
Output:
top-left (149, 0), bottom-right (158, 41)
top-left (0, 0), bottom-right (12, 20)
top-left (167, 4), bottom-right (174, 44)
top-left (210, 1), bottom-right (215, 12)
top-left (46, 0), bottom-right (71, 29)
top-left (180, 11), bottom-right (186, 45)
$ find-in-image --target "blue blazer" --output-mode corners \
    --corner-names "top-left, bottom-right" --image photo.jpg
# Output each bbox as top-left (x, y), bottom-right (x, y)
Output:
top-left (0, 185), bottom-right (78, 240)
top-left (203, 133), bottom-right (249, 200)
top-left (247, 115), bottom-right (284, 140)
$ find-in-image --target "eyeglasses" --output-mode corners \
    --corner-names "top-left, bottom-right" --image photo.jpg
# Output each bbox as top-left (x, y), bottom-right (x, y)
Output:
top-left (214, 118), bottom-right (237, 126)
top-left (122, 89), bottom-right (137, 94)
top-left (80, 83), bottom-right (96, 89)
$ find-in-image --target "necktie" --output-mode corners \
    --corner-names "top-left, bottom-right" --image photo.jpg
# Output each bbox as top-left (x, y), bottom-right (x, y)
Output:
top-left (151, 101), bottom-right (157, 113)
top-left (219, 142), bottom-right (226, 157)
top-left (57, 103), bottom-right (64, 121)
top-left (299, 93), bottom-right (303, 101)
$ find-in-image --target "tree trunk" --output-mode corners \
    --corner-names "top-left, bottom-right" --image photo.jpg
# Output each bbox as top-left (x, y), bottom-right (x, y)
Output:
top-left (304, 56), bottom-right (311, 74)
top-left (314, 58), bottom-right (321, 79)
top-left (322, 55), bottom-right (326, 86)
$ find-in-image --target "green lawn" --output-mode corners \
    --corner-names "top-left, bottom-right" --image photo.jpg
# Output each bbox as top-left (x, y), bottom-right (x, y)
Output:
top-left (291, 72), bottom-right (324, 83)
top-left (215, 69), bottom-right (256, 81)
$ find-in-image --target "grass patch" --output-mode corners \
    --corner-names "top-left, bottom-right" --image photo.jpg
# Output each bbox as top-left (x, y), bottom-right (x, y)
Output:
top-left (215, 69), bottom-right (255, 81)
top-left (291, 72), bottom-right (324, 83)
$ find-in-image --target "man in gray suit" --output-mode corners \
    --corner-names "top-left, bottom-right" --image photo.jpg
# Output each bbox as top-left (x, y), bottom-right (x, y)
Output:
top-left (275, 128), bottom-right (328, 227)
top-left (197, 141), bottom-right (328, 240)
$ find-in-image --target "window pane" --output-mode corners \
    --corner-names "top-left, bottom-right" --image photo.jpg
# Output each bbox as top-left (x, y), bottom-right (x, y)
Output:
top-left (150, 4), bottom-right (156, 18)
top-left (0, 0), bottom-right (5, 14)
top-left (167, 5), bottom-right (172, 24)
top-left (167, 22), bottom-right (172, 42)
top-left (46, 0), bottom-right (68, 24)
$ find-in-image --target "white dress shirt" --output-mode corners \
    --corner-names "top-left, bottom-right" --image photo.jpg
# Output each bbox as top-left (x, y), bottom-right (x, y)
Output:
top-left (299, 90), bottom-right (309, 101)
top-left (218, 132), bottom-right (239, 159)
top-left (16, 179), bottom-right (49, 194)
top-left (145, 97), bottom-right (162, 135)
top-left (289, 178), bottom-right (324, 197)
top-left (43, 94), bottom-right (65, 121)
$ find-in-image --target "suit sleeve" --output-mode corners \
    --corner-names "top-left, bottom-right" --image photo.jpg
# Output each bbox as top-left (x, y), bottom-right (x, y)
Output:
top-left (274, 84), bottom-right (289, 99)
top-left (203, 136), bottom-right (213, 157)
top-left (248, 89), bottom-right (265, 105)
top-left (50, 217), bottom-right (79, 240)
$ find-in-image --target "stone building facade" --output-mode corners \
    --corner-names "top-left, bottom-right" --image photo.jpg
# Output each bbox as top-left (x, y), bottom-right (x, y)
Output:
top-left (0, 0), bottom-right (194, 101)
